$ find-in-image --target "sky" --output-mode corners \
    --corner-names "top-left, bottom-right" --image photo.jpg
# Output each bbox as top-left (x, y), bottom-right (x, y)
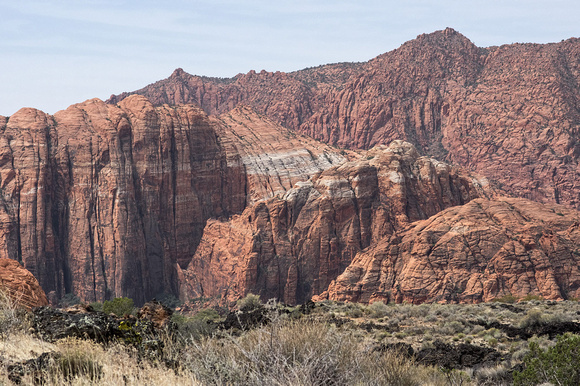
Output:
top-left (0, 0), bottom-right (578, 116)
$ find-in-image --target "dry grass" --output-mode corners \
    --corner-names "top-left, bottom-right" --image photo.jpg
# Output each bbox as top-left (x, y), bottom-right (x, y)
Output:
top-left (4, 294), bottom-right (580, 385)
top-left (182, 316), bottom-right (452, 385)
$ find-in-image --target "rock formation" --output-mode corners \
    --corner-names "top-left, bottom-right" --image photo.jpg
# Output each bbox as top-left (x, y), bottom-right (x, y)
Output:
top-left (3, 27), bottom-right (580, 306)
top-left (0, 258), bottom-right (48, 309)
top-left (108, 28), bottom-right (580, 209)
top-left (177, 141), bottom-right (495, 304)
top-left (319, 197), bottom-right (580, 304)
top-left (0, 98), bottom-right (347, 305)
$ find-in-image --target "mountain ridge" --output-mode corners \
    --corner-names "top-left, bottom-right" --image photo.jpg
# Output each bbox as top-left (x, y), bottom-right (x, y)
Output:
top-left (106, 28), bottom-right (580, 209)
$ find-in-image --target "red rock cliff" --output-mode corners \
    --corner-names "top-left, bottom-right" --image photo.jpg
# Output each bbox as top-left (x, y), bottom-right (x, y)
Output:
top-left (0, 98), bottom-right (348, 305)
top-left (177, 141), bottom-right (496, 304)
top-left (0, 96), bottom-right (246, 304)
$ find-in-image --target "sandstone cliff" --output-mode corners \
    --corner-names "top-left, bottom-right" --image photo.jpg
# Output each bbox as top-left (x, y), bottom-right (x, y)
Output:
top-left (0, 258), bottom-right (48, 309)
top-left (0, 98), bottom-right (347, 305)
top-left (177, 141), bottom-right (495, 304)
top-left (320, 197), bottom-right (580, 304)
top-left (108, 28), bottom-right (580, 209)
top-left (0, 96), bottom-right (244, 304)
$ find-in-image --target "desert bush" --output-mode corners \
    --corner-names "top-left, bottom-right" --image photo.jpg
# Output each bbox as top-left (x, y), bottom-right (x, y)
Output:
top-left (183, 318), bottom-right (450, 385)
top-left (517, 308), bottom-right (561, 328)
top-left (103, 297), bottom-right (135, 317)
top-left (173, 308), bottom-right (221, 340)
top-left (155, 292), bottom-right (182, 309)
top-left (367, 300), bottom-right (389, 318)
top-left (514, 333), bottom-right (580, 386)
top-left (521, 294), bottom-right (544, 302)
top-left (492, 294), bottom-right (518, 303)
top-left (0, 290), bottom-right (28, 338)
top-left (53, 338), bottom-right (103, 382)
top-left (237, 293), bottom-right (262, 312)
top-left (89, 301), bottom-right (104, 312)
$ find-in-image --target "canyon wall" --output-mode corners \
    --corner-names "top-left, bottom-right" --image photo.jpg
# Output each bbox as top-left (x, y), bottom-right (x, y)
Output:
top-left (0, 98), bottom-right (347, 304)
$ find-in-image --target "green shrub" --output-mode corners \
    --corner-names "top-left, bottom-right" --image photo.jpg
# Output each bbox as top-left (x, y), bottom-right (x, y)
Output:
top-left (514, 334), bottom-right (580, 386)
top-left (519, 308), bottom-right (548, 328)
top-left (237, 293), bottom-right (262, 312)
top-left (521, 294), bottom-right (544, 302)
top-left (103, 297), bottom-right (134, 317)
top-left (492, 294), bottom-right (517, 303)
top-left (172, 308), bottom-right (221, 340)
top-left (155, 292), bottom-right (181, 309)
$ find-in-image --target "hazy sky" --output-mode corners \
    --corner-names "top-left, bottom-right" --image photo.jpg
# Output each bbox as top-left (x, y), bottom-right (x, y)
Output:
top-left (1, 0), bottom-right (578, 116)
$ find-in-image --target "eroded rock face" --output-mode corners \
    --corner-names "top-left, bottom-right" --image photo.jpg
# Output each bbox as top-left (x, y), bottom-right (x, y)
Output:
top-left (0, 96), bottom-right (246, 304)
top-left (0, 98), bottom-right (349, 305)
top-left (178, 141), bottom-right (495, 304)
top-left (321, 197), bottom-right (580, 304)
top-left (108, 29), bottom-right (580, 209)
top-left (0, 258), bottom-right (48, 309)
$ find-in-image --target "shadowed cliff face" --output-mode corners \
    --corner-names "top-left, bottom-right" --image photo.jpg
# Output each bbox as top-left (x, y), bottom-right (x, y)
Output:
top-left (320, 197), bottom-right (580, 304)
top-left (0, 96), bottom-right (245, 304)
top-left (108, 28), bottom-right (580, 209)
top-left (177, 140), bottom-right (496, 305)
top-left (0, 98), bottom-right (349, 305)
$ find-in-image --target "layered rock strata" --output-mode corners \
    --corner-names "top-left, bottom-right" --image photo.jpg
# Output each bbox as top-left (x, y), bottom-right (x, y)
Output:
top-left (0, 96), bottom-right (245, 304)
top-left (178, 141), bottom-right (495, 304)
top-left (109, 29), bottom-right (580, 208)
top-left (211, 106), bottom-right (348, 205)
top-left (320, 197), bottom-right (580, 303)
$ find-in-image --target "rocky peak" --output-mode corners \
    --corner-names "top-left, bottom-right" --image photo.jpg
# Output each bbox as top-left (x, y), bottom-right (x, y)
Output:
top-left (104, 30), bottom-right (580, 210)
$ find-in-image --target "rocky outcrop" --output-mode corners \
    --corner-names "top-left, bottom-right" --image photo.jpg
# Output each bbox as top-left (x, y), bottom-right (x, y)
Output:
top-left (108, 28), bottom-right (580, 209)
top-left (320, 197), bottom-right (580, 304)
top-left (0, 258), bottom-right (48, 309)
top-left (178, 141), bottom-right (495, 304)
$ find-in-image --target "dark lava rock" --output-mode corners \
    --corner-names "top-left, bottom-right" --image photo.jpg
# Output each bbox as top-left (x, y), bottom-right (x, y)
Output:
top-left (299, 299), bottom-right (316, 315)
top-left (32, 305), bottom-right (126, 343)
top-left (6, 351), bottom-right (102, 385)
top-left (474, 319), bottom-right (580, 340)
top-left (219, 306), bottom-right (270, 330)
top-left (490, 303), bottom-right (524, 313)
top-left (375, 342), bottom-right (415, 357)
top-left (415, 340), bottom-right (505, 370)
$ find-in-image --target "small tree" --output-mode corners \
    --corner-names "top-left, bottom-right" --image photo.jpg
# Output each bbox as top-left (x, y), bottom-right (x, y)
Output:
top-left (103, 297), bottom-right (134, 317)
top-left (514, 334), bottom-right (580, 386)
